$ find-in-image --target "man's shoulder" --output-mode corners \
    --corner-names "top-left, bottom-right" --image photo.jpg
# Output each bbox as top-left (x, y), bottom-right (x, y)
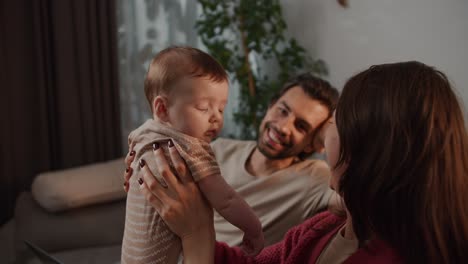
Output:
top-left (291, 158), bottom-right (330, 176)
top-left (281, 159), bottom-right (332, 195)
top-left (211, 138), bottom-right (255, 156)
top-left (211, 137), bottom-right (253, 147)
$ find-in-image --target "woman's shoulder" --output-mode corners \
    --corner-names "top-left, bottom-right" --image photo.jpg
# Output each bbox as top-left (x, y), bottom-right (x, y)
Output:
top-left (305, 211), bottom-right (345, 231)
top-left (345, 239), bottom-right (404, 263)
top-left (288, 211), bottom-right (345, 238)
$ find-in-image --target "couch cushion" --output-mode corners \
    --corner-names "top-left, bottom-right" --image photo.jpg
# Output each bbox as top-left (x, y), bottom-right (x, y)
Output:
top-left (32, 158), bottom-right (126, 212)
top-left (24, 245), bottom-right (121, 264)
top-left (15, 192), bottom-right (126, 259)
top-left (0, 219), bottom-right (15, 263)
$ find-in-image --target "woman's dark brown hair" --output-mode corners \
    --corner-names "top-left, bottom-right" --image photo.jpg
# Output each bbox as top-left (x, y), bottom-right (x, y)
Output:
top-left (336, 61), bottom-right (468, 263)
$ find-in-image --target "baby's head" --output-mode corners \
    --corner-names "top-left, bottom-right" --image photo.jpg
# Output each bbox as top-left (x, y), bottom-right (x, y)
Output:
top-left (144, 46), bottom-right (229, 142)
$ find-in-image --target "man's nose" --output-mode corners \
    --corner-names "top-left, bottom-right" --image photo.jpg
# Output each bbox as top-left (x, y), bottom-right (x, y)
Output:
top-left (276, 116), bottom-right (293, 136)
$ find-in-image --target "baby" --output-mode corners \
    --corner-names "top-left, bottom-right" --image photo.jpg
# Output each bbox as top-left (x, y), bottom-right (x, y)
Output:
top-left (121, 46), bottom-right (264, 264)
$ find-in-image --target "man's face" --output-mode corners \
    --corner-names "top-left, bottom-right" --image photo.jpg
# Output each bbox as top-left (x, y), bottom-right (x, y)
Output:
top-left (257, 86), bottom-right (329, 159)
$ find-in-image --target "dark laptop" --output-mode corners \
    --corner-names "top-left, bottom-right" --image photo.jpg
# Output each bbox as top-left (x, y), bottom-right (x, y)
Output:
top-left (24, 240), bottom-right (64, 264)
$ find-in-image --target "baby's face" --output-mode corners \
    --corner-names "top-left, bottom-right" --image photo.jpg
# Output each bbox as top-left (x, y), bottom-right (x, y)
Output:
top-left (166, 76), bottom-right (228, 142)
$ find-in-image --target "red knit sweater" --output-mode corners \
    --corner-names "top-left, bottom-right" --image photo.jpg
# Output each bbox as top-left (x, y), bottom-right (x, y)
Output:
top-left (215, 211), bottom-right (403, 264)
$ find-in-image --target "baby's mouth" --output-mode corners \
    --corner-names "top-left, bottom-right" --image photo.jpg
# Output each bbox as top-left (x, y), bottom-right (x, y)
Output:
top-left (205, 129), bottom-right (218, 138)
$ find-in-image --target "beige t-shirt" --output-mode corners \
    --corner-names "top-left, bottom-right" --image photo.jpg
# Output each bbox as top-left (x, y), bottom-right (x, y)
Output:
top-left (212, 138), bottom-right (334, 246)
top-left (316, 225), bottom-right (358, 264)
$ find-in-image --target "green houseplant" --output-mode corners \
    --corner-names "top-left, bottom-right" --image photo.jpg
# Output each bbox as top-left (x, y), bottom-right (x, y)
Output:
top-left (196, 0), bottom-right (328, 139)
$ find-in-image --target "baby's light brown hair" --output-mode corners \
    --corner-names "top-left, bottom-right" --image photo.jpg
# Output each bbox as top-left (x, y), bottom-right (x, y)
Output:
top-left (144, 46), bottom-right (228, 112)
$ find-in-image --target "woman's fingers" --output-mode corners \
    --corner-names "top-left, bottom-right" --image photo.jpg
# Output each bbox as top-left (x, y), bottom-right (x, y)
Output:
top-left (140, 177), bottom-right (162, 208)
top-left (138, 159), bottom-right (174, 203)
top-left (123, 148), bottom-right (136, 192)
top-left (167, 140), bottom-right (191, 184)
top-left (139, 173), bottom-right (179, 222)
top-left (139, 178), bottom-right (164, 212)
top-left (139, 159), bottom-right (159, 193)
top-left (139, 159), bottom-right (178, 216)
top-left (137, 147), bottom-right (215, 241)
top-left (152, 143), bottom-right (180, 190)
top-left (123, 166), bottom-right (133, 192)
top-left (125, 149), bottom-right (136, 167)
top-left (124, 166), bottom-right (133, 182)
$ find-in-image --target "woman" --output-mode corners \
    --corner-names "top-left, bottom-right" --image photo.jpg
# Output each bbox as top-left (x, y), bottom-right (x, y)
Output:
top-left (128, 61), bottom-right (468, 263)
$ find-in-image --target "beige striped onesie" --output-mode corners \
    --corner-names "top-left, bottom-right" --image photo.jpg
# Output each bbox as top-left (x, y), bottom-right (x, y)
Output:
top-left (121, 120), bottom-right (262, 264)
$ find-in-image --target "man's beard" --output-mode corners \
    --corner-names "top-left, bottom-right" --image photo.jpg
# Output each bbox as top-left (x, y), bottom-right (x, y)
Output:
top-left (256, 123), bottom-right (296, 160)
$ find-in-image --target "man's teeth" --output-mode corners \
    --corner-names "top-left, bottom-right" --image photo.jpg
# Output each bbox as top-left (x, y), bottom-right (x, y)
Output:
top-left (268, 130), bottom-right (282, 144)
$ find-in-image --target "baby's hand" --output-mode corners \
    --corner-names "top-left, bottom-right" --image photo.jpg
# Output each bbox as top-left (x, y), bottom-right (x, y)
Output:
top-left (240, 232), bottom-right (264, 256)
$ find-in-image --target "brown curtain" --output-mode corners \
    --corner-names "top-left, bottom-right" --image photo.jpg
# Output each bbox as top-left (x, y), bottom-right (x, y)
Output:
top-left (0, 0), bottom-right (122, 224)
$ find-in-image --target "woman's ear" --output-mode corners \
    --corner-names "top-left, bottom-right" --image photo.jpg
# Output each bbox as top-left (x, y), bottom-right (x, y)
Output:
top-left (153, 96), bottom-right (169, 122)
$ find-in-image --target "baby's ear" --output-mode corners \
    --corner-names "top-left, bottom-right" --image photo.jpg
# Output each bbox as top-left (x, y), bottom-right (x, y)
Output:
top-left (153, 96), bottom-right (169, 122)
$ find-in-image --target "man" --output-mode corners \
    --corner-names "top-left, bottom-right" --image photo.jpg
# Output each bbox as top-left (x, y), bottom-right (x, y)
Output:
top-left (124, 73), bottom-right (340, 247)
top-left (211, 73), bottom-right (339, 246)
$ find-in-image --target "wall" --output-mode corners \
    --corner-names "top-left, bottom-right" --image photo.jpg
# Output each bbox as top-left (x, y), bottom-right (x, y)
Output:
top-left (117, 0), bottom-right (468, 147)
top-left (117, 0), bottom-right (241, 147)
top-left (117, 0), bottom-right (203, 148)
top-left (281, 0), bottom-right (468, 114)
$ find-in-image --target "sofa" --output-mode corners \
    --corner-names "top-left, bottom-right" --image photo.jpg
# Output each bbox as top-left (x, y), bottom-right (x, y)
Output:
top-left (0, 158), bottom-right (128, 264)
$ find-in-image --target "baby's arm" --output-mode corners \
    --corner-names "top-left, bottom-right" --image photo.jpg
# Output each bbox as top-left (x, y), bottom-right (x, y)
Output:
top-left (198, 174), bottom-right (264, 256)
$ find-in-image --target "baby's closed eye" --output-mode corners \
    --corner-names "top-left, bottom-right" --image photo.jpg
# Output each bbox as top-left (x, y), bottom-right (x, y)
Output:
top-left (195, 105), bottom-right (209, 112)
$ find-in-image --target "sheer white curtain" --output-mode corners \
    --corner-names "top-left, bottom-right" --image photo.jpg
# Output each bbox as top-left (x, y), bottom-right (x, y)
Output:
top-left (117, 0), bottom-right (240, 150)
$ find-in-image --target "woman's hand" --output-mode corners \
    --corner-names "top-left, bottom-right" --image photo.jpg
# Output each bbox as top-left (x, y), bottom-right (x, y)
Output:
top-left (138, 142), bottom-right (215, 264)
top-left (123, 147), bottom-right (135, 192)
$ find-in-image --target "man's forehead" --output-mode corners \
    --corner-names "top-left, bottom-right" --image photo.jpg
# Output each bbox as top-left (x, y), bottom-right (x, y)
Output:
top-left (276, 88), bottom-right (329, 126)
top-left (277, 87), bottom-right (323, 109)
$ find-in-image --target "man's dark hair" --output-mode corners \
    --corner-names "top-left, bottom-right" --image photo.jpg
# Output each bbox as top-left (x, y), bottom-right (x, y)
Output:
top-left (270, 73), bottom-right (339, 117)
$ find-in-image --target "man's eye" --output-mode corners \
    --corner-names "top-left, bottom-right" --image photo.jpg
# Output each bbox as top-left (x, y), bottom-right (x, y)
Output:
top-left (219, 108), bottom-right (224, 113)
top-left (277, 107), bottom-right (288, 116)
top-left (297, 124), bottom-right (307, 132)
top-left (295, 122), bottom-right (310, 133)
top-left (197, 107), bottom-right (208, 112)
